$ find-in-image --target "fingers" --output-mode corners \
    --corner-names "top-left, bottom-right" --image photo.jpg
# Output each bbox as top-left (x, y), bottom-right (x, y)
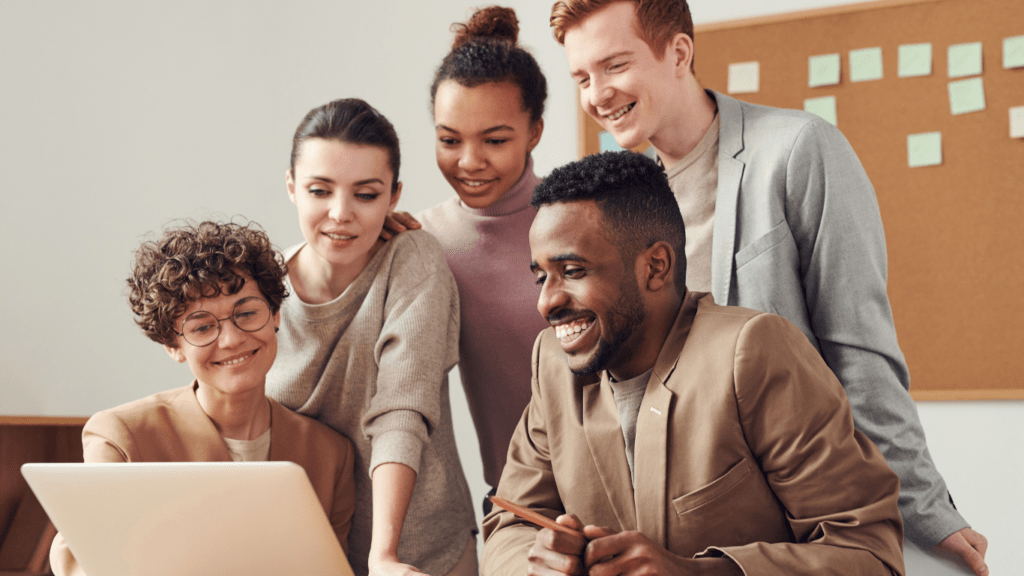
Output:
top-left (529, 527), bottom-right (587, 575)
top-left (556, 513), bottom-right (585, 532)
top-left (391, 211), bottom-right (422, 230)
top-left (937, 528), bottom-right (989, 576)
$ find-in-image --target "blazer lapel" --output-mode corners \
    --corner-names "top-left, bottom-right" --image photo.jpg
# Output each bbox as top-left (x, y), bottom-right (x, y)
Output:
top-left (633, 294), bottom-right (697, 547)
top-left (710, 90), bottom-right (746, 305)
top-left (582, 378), bottom-right (637, 531)
top-left (172, 381), bottom-right (233, 462)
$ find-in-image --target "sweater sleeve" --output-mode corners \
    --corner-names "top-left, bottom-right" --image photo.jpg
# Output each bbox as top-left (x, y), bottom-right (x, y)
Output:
top-left (361, 231), bottom-right (461, 476)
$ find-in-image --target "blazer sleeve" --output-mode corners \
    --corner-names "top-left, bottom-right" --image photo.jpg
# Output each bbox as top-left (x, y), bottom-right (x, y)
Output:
top-left (330, 437), bottom-right (357, 555)
top-left (783, 119), bottom-right (966, 547)
top-left (705, 313), bottom-right (904, 576)
top-left (480, 332), bottom-right (560, 576)
top-left (50, 413), bottom-right (132, 576)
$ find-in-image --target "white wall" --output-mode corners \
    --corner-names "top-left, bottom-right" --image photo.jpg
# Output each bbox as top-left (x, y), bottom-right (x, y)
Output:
top-left (1, 1), bottom-right (1017, 574)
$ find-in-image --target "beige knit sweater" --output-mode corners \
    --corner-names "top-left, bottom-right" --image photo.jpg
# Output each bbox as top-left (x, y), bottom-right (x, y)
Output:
top-left (266, 230), bottom-right (476, 576)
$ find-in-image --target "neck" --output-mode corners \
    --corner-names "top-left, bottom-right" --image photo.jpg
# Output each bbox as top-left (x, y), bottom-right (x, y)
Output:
top-left (291, 240), bottom-right (383, 304)
top-left (195, 383), bottom-right (271, 441)
top-left (648, 80), bottom-right (717, 167)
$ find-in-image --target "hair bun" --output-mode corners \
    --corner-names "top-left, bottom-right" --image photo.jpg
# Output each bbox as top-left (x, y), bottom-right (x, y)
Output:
top-left (451, 6), bottom-right (519, 50)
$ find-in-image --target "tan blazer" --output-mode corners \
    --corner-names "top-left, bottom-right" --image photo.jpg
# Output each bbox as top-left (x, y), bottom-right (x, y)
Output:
top-left (482, 292), bottom-right (905, 576)
top-left (50, 383), bottom-right (357, 576)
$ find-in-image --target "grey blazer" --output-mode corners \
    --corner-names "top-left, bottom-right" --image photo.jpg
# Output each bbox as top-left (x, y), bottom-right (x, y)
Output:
top-left (687, 90), bottom-right (967, 547)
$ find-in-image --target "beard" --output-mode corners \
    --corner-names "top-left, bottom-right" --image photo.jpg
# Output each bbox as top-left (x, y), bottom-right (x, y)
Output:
top-left (569, 275), bottom-right (646, 377)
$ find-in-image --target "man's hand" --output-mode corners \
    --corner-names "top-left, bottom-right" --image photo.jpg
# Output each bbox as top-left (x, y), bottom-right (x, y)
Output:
top-left (582, 526), bottom-right (742, 576)
top-left (527, 514), bottom-right (588, 575)
top-left (936, 527), bottom-right (988, 576)
top-left (381, 211), bottom-right (422, 240)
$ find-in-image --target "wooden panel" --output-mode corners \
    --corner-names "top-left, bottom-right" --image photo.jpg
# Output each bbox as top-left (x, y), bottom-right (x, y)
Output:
top-left (582, 0), bottom-right (1024, 400)
top-left (0, 425), bottom-right (83, 573)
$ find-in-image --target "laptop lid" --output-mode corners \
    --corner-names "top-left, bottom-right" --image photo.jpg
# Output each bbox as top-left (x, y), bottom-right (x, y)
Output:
top-left (22, 461), bottom-right (352, 576)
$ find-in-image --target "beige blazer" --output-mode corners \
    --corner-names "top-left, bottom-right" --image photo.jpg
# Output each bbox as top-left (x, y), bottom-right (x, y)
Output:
top-left (482, 292), bottom-right (904, 576)
top-left (50, 383), bottom-right (357, 576)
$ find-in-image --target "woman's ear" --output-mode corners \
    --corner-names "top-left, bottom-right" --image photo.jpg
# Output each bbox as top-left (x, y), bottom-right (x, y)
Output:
top-left (164, 343), bottom-right (187, 364)
top-left (527, 118), bottom-right (545, 154)
top-left (286, 169), bottom-right (298, 206)
top-left (388, 182), bottom-right (403, 213)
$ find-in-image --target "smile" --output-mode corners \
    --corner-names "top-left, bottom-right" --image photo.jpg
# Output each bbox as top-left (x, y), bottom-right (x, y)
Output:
top-left (458, 178), bottom-right (497, 188)
top-left (214, 350), bottom-right (257, 366)
top-left (554, 317), bottom-right (593, 344)
top-left (604, 103), bottom-right (635, 121)
top-left (324, 232), bottom-right (355, 241)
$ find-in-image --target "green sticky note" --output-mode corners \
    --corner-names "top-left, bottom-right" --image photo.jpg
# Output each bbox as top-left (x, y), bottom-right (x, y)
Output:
top-left (898, 43), bottom-right (932, 78)
top-left (1011, 106), bottom-right (1024, 139)
top-left (1004, 35), bottom-right (1024, 69)
top-left (727, 61), bottom-right (760, 94)
top-left (907, 132), bottom-right (942, 168)
top-left (808, 54), bottom-right (841, 87)
top-left (948, 42), bottom-right (983, 78)
top-left (804, 96), bottom-right (837, 126)
top-left (948, 77), bottom-right (986, 115)
top-left (599, 131), bottom-right (624, 152)
top-left (849, 47), bottom-right (883, 82)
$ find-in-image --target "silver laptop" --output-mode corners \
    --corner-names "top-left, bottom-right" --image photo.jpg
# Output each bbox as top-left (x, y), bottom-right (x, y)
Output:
top-left (22, 461), bottom-right (353, 576)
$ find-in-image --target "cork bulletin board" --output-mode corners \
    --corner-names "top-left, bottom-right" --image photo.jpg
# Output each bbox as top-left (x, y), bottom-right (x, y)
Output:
top-left (580, 0), bottom-right (1024, 400)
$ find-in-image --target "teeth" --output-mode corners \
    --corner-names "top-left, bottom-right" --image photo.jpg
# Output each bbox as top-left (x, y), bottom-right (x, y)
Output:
top-left (554, 320), bottom-right (591, 341)
top-left (217, 353), bottom-right (252, 366)
top-left (326, 233), bottom-right (354, 240)
top-left (606, 103), bottom-right (634, 120)
top-left (460, 180), bottom-right (489, 188)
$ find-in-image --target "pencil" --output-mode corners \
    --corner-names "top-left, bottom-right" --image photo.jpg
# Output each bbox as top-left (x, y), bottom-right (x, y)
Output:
top-left (488, 496), bottom-right (582, 537)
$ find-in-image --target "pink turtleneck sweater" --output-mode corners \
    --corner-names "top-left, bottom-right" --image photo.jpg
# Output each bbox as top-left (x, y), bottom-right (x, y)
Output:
top-left (417, 158), bottom-right (548, 487)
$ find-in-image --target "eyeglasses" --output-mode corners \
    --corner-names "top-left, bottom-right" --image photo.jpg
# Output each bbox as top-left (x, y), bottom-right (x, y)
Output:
top-left (175, 297), bottom-right (272, 347)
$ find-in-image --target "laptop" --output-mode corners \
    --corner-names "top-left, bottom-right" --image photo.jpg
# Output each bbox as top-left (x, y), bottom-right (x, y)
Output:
top-left (22, 461), bottom-right (353, 576)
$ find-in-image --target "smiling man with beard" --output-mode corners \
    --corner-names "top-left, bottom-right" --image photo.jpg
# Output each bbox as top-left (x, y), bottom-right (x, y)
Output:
top-left (481, 151), bottom-right (905, 576)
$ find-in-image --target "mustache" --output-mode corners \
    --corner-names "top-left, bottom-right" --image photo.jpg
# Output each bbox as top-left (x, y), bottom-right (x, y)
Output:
top-left (546, 308), bottom-right (592, 325)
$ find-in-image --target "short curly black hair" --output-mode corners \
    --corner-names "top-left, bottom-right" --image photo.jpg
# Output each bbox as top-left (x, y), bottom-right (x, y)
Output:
top-left (532, 151), bottom-right (686, 291)
top-left (430, 6), bottom-right (547, 125)
top-left (126, 220), bottom-right (288, 347)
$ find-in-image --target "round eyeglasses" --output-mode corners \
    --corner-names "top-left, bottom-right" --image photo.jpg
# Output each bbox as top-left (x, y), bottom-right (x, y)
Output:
top-left (175, 296), bottom-right (272, 347)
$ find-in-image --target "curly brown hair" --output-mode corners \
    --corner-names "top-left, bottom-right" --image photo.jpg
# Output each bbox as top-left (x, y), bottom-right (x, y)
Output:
top-left (127, 220), bottom-right (288, 347)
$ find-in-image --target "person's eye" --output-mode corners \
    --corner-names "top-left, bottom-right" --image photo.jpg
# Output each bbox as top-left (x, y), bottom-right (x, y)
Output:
top-left (486, 138), bottom-right (509, 145)
top-left (610, 62), bottom-right (626, 71)
top-left (565, 266), bottom-right (585, 278)
top-left (576, 76), bottom-right (590, 87)
top-left (310, 187), bottom-right (330, 197)
top-left (188, 322), bottom-right (216, 335)
top-left (235, 310), bottom-right (258, 321)
top-left (534, 274), bottom-right (547, 286)
top-left (439, 137), bottom-right (458, 145)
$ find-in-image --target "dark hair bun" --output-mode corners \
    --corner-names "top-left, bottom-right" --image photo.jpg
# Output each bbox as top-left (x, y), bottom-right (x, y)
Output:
top-left (452, 6), bottom-right (519, 50)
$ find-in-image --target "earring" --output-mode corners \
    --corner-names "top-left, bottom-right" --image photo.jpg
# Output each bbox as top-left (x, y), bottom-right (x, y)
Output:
top-left (274, 327), bottom-right (280, 333)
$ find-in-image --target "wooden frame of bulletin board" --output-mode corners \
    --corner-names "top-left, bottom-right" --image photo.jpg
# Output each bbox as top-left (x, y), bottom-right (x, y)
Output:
top-left (580, 0), bottom-right (1024, 400)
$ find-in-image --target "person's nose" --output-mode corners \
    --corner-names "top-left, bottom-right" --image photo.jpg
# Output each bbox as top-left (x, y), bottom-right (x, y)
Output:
top-left (536, 276), bottom-right (570, 321)
top-left (458, 143), bottom-right (487, 173)
top-left (328, 193), bottom-right (354, 223)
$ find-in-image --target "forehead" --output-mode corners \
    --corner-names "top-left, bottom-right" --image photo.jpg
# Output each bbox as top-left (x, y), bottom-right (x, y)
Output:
top-left (182, 275), bottom-right (260, 316)
top-left (433, 80), bottom-right (529, 131)
top-left (563, 2), bottom-right (650, 66)
top-left (529, 201), bottom-right (616, 262)
top-left (294, 138), bottom-right (393, 185)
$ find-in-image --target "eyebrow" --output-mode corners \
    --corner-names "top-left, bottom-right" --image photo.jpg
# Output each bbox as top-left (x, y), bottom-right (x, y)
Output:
top-left (570, 50), bottom-right (633, 77)
top-left (305, 176), bottom-right (385, 187)
top-left (436, 124), bottom-right (515, 134)
top-left (530, 252), bottom-right (588, 273)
